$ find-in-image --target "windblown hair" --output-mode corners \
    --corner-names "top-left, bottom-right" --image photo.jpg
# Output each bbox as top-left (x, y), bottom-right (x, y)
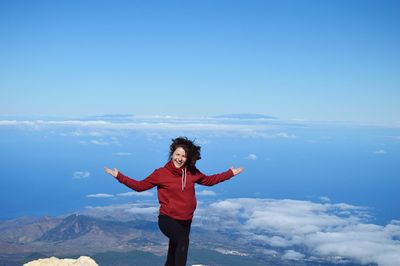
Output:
top-left (169, 136), bottom-right (201, 174)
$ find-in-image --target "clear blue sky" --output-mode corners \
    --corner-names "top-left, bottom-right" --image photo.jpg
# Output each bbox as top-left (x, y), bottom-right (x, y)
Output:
top-left (1, 0), bottom-right (399, 124)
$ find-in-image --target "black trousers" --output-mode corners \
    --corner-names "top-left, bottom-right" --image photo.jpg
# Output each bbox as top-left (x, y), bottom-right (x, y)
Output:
top-left (158, 214), bottom-right (192, 266)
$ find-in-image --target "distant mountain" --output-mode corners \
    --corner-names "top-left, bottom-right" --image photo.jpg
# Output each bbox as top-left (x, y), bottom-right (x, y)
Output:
top-left (39, 214), bottom-right (157, 242)
top-left (213, 113), bottom-right (277, 119)
top-left (0, 216), bottom-right (61, 244)
top-left (39, 214), bottom-right (105, 241)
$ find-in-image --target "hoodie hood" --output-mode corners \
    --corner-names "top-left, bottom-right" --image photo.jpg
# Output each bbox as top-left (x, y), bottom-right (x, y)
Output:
top-left (165, 160), bottom-right (187, 191)
top-left (165, 160), bottom-right (185, 175)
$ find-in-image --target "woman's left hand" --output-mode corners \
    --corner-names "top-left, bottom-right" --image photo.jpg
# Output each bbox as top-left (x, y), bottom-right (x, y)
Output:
top-left (230, 167), bottom-right (244, 176)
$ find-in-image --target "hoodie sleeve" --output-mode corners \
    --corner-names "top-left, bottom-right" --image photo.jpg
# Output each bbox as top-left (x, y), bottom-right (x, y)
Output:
top-left (196, 169), bottom-right (234, 186)
top-left (116, 169), bottom-right (159, 192)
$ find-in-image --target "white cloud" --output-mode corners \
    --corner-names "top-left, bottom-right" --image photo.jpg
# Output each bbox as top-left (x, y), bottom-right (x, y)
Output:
top-left (0, 120), bottom-right (16, 126)
top-left (88, 131), bottom-right (104, 136)
top-left (117, 191), bottom-right (153, 197)
top-left (84, 137), bottom-right (119, 146)
top-left (82, 202), bottom-right (158, 220)
top-left (215, 248), bottom-right (249, 256)
top-left (113, 152), bottom-right (132, 156)
top-left (194, 198), bottom-right (400, 266)
top-left (90, 139), bottom-right (110, 145)
top-left (0, 120), bottom-right (37, 126)
top-left (244, 154), bottom-right (258, 160)
top-left (374, 149), bottom-right (387, 154)
top-left (61, 130), bottom-right (104, 137)
top-left (86, 193), bottom-right (114, 198)
top-left (276, 132), bottom-right (296, 139)
top-left (125, 206), bottom-right (159, 215)
top-left (197, 190), bottom-right (217, 196)
top-left (282, 250), bottom-right (305, 260)
top-left (319, 196), bottom-right (331, 203)
top-left (73, 171), bottom-right (90, 179)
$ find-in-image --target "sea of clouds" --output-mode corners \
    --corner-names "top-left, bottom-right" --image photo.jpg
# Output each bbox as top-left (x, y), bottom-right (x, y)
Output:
top-left (82, 197), bottom-right (400, 265)
top-left (195, 198), bottom-right (400, 266)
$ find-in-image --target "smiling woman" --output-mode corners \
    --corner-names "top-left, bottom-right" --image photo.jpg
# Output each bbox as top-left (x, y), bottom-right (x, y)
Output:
top-left (104, 136), bottom-right (244, 266)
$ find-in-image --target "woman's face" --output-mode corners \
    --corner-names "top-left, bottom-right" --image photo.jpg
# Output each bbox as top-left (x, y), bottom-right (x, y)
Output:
top-left (171, 147), bottom-right (187, 168)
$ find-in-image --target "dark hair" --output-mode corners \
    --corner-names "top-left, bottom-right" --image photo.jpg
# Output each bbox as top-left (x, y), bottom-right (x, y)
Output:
top-left (169, 136), bottom-right (201, 174)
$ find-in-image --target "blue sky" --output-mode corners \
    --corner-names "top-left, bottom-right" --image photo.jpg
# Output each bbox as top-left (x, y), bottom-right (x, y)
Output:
top-left (1, 0), bottom-right (399, 124)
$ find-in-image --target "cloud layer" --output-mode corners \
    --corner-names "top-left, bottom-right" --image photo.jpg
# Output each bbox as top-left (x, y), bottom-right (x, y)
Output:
top-left (81, 197), bottom-right (400, 265)
top-left (0, 116), bottom-right (296, 139)
top-left (197, 190), bottom-right (217, 196)
top-left (86, 193), bottom-right (113, 198)
top-left (194, 198), bottom-right (400, 266)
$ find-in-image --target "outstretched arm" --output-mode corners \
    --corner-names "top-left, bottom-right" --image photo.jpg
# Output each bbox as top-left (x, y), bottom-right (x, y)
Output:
top-left (197, 166), bottom-right (244, 186)
top-left (104, 166), bottom-right (158, 192)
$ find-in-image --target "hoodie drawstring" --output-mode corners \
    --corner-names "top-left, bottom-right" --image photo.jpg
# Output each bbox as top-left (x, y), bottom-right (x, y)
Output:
top-left (181, 168), bottom-right (187, 191)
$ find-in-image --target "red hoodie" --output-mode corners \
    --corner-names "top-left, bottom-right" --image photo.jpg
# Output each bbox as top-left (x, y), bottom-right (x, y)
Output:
top-left (116, 161), bottom-right (234, 220)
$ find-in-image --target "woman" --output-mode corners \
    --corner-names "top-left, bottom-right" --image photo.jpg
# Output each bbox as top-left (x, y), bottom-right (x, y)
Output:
top-left (104, 137), bottom-right (244, 266)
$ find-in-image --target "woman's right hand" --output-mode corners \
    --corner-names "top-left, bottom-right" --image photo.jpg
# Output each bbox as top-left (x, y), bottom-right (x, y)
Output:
top-left (104, 166), bottom-right (119, 178)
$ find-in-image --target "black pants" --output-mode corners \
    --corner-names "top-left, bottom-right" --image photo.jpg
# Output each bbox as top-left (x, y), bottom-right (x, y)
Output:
top-left (158, 215), bottom-right (192, 266)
